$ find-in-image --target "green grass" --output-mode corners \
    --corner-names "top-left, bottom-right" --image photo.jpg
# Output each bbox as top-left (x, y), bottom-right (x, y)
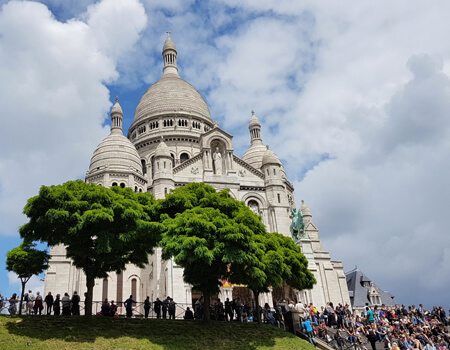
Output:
top-left (0, 315), bottom-right (314, 350)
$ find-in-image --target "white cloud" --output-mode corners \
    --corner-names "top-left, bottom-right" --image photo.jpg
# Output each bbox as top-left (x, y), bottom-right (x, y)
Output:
top-left (1, 0), bottom-right (450, 308)
top-left (0, 0), bottom-right (147, 236)
top-left (8, 271), bottom-right (45, 296)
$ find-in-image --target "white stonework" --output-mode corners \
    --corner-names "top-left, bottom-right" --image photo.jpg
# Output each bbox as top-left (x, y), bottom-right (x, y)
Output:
top-left (44, 35), bottom-right (350, 311)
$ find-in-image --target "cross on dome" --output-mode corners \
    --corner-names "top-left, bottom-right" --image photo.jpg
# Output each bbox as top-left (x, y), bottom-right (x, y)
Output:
top-left (166, 30), bottom-right (171, 37)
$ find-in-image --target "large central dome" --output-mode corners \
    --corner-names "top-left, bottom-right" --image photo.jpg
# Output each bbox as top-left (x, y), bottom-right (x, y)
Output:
top-left (133, 73), bottom-right (212, 123)
top-left (132, 35), bottom-right (211, 124)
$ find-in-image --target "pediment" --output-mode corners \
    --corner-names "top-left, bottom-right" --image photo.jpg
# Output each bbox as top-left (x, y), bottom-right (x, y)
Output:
top-left (233, 155), bottom-right (265, 180)
top-left (200, 126), bottom-right (233, 150)
top-left (305, 221), bottom-right (318, 231)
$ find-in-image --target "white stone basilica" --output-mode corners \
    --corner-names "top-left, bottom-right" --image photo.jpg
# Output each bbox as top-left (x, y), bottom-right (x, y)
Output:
top-left (44, 35), bottom-right (350, 311)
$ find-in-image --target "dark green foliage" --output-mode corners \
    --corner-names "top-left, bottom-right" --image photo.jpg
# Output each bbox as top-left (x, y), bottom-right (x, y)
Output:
top-left (6, 241), bottom-right (49, 314)
top-left (19, 180), bottom-right (163, 315)
top-left (157, 183), bottom-right (316, 321)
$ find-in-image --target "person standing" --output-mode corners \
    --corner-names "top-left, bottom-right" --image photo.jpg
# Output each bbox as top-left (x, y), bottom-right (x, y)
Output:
top-left (168, 297), bottom-right (176, 320)
top-left (154, 298), bottom-right (162, 319)
top-left (162, 296), bottom-right (169, 319)
top-left (110, 300), bottom-right (118, 317)
top-left (101, 299), bottom-right (110, 316)
top-left (71, 291), bottom-right (80, 315)
top-left (33, 291), bottom-right (43, 315)
top-left (124, 295), bottom-right (136, 318)
top-left (61, 293), bottom-right (71, 315)
top-left (366, 323), bottom-right (378, 350)
top-left (144, 296), bottom-right (151, 319)
top-left (8, 293), bottom-right (18, 315)
top-left (26, 289), bottom-right (35, 315)
top-left (53, 294), bottom-right (61, 316)
top-left (44, 292), bottom-right (54, 315)
top-left (225, 298), bottom-right (233, 321)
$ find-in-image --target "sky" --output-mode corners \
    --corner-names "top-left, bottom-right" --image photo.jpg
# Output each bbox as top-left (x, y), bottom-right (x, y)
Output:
top-left (1, 0), bottom-right (449, 310)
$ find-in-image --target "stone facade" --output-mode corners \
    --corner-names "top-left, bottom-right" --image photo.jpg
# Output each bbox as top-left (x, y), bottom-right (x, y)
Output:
top-left (44, 35), bottom-right (350, 311)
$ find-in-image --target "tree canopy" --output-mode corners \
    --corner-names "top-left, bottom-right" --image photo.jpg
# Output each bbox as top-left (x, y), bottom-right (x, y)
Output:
top-left (6, 241), bottom-right (49, 314)
top-left (19, 180), bottom-right (162, 316)
top-left (157, 183), bottom-right (315, 321)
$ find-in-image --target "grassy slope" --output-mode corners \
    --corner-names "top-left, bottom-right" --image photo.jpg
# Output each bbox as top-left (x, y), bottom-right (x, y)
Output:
top-left (0, 315), bottom-right (314, 350)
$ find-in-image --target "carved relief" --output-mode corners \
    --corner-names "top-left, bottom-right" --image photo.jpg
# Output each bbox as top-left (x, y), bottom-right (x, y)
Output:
top-left (191, 166), bottom-right (199, 174)
top-left (238, 169), bottom-right (246, 177)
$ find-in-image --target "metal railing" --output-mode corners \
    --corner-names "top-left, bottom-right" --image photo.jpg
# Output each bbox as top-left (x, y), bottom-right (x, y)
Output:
top-left (1, 300), bottom-right (193, 319)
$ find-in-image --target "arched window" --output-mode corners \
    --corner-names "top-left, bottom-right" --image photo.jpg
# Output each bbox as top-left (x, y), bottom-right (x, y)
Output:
top-left (112, 182), bottom-right (118, 187)
top-left (135, 186), bottom-right (138, 192)
top-left (180, 153), bottom-right (189, 163)
top-left (139, 188), bottom-right (142, 193)
top-left (277, 193), bottom-right (281, 203)
top-left (164, 188), bottom-right (167, 195)
top-left (141, 159), bottom-right (147, 174)
top-left (171, 154), bottom-right (175, 167)
top-left (120, 183), bottom-right (125, 188)
top-left (273, 168), bottom-right (276, 175)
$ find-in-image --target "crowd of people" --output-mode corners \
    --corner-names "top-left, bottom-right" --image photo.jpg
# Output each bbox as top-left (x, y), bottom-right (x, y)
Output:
top-left (296, 301), bottom-right (449, 350)
top-left (2, 286), bottom-right (449, 350)
top-left (0, 290), bottom-right (82, 316)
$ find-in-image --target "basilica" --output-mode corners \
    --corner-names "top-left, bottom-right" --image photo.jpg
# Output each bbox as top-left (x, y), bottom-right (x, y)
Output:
top-left (44, 35), bottom-right (350, 312)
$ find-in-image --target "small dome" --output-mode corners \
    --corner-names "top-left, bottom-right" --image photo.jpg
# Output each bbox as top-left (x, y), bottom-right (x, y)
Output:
top-left (249, 111), bottom-right (261, 128)
top-left (262, 146), bottom-right (282, 166)
top-left (163, 36), bottom-right (177, 52)
top-left (111, 97), bottom-right (123, 116)
top-left (241, 144), bottom-right (267, 170)
top-left (154, 140), bottom-right (171, 158)
top-left (89, 133), bottom-right (142, 175)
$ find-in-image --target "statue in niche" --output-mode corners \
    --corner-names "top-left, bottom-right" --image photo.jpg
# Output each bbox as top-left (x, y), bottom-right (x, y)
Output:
top-left (213, 147), bottom-right (222, 175)
top-left (289, 208), bottom-right (305, 243)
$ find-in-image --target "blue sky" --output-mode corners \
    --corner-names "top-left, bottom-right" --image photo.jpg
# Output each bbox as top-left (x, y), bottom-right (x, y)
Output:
top-left (1, 0), bottom-right (450, 310)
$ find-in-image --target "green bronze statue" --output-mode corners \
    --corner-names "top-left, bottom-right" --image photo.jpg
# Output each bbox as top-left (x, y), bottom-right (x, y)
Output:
top-left (290, 208), bottom-right (305, 242)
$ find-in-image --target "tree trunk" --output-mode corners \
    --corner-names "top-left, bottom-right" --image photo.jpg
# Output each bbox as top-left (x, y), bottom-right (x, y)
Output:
top-left (203, 292), bottom-right (211, 321)
top-left (19, 279), bottom-right (27, 315)
top-left (84, 275), bottom-right (95, 316)
top-left (253, 290), bottom-right (261, 324)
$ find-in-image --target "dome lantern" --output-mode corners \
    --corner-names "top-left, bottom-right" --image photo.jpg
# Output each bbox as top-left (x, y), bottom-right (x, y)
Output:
top-left (249, 110), bottom-right (262, 146)
top-left (111, 96), bottom-right (123, 134)
top-left (162, 31), bottom-right (178, 76)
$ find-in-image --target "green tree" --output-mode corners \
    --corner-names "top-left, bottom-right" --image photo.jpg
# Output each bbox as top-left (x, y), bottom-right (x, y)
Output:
top-left (157, 183), bottom-right (264, 321)
top-left (19, 180), bottom-right (162, 316)
top-left (6, 241), bottom-right (49, 315)
top-left (228, 231), bottom-right (316, 324)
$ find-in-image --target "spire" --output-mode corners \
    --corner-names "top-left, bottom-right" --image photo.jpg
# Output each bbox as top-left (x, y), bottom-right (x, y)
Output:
top-left (300, 200), bottom-right (312, 222)
top-left (111, 96), bottom-right (123, 134)
top-left (249, 110), bottom-right (262, 146)
top-left (162, 31), bottom-right (178, 75)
